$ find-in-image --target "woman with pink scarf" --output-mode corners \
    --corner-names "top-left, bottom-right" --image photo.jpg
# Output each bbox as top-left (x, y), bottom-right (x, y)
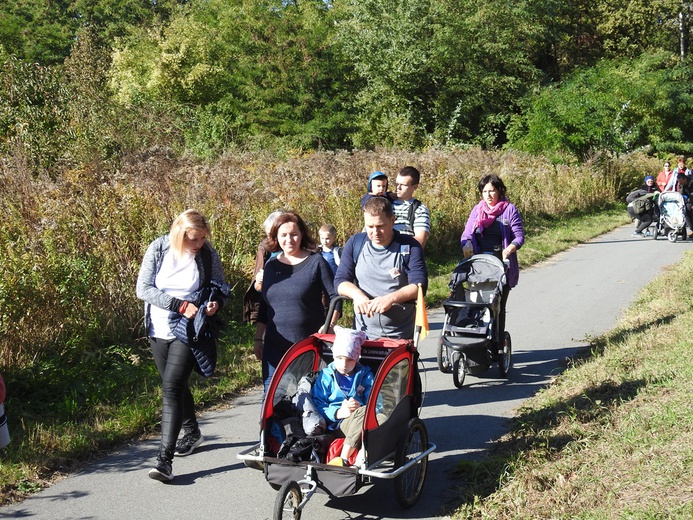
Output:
top-left (460, 174), bottom-right (525, 334)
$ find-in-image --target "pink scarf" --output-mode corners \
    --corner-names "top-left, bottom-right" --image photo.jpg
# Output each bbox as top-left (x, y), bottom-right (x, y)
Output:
top-left (473, 199), bottom-right (509, 234)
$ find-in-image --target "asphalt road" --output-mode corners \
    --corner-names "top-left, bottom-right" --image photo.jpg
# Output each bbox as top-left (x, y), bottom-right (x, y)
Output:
top-left (2, 224), bottom-right (691, 520)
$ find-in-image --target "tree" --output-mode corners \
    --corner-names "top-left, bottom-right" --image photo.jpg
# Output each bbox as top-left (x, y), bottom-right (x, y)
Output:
top-left (506, 52), bottom-right (693, 160)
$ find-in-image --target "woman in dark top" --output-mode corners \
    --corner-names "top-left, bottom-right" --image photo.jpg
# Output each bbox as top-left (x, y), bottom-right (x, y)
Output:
top-left (254, 212), bottom-right (340, 393)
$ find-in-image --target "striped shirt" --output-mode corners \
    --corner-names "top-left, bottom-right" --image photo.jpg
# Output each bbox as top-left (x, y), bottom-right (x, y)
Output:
top-left (392, 198), bottom-right (431, 236)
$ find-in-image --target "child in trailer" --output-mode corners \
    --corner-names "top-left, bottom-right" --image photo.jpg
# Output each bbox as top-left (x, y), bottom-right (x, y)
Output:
top-left (312, 327), bottom-right (373, 466)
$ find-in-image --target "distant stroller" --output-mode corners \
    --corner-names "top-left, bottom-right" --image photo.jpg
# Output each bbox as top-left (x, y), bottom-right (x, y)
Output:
top-left (654, 191), bottom-right (686, 242)
top-left (437, 254), bottom-right (512, 388)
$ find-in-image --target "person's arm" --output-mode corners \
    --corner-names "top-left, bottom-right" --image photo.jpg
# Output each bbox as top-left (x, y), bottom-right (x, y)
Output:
top-left (413, 204), bottom-right (431, 248)
top-left (253, 322), bottom-right (265, 361)
top-left (414, 230), bottom-right (429, 248)
top-left (334, 234), bottom-right (372, 314)
top-left (316, 256), bottom-right (341, 329)
top-left (460, 204), bottom-right (479, 248)
top-left (135, 237), bottom-right (186, 313)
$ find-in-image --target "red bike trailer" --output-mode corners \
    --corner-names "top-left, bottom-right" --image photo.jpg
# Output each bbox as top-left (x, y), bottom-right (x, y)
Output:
top-left (237, 300), bottom-right (435, 520)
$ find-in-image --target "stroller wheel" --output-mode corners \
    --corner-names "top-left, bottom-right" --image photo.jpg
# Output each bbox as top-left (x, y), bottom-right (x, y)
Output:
top-left (499, 331), bottom-right (512, 378)
top-left (668, 230), bottom-right (678, 242)
top-left (274, 481), bottom-right (302, 520)
top-left (452, 352), bottom-right (466, 389)
top-left (437, 337), bottom-right (452, 373)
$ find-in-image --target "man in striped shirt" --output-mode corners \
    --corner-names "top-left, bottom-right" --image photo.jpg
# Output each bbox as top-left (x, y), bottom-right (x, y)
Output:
top-left (393, 166), bottom-right (431, 248)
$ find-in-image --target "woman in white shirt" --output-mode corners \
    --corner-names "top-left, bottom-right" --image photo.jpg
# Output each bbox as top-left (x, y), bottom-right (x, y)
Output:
top-left (136, 209), bottom-right (227, 482)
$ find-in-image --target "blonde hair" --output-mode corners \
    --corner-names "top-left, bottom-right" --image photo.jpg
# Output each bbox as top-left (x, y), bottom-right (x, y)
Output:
top-left (169, 209), bottom-right (211, 258)
top-left (319, 224), bottom-right (336, 237)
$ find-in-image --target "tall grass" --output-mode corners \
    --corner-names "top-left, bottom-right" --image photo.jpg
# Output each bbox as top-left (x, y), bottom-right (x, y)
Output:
top-left (0, 147), bottom-right (653, 369)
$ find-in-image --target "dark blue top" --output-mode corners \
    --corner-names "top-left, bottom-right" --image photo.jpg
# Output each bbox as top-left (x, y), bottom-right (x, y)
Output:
top-left (258, 253), bottom-right (337, 367)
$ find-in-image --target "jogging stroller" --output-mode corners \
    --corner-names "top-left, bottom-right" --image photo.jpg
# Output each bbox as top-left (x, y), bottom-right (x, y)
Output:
top-left (654, 191), bottom-right (687, 242)
top-left (437, 254), bottom-right (511, 388)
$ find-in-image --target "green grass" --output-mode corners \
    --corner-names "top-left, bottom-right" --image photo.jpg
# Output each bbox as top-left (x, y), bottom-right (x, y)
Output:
top-left (0, 203), bottom-right (632, 505)
top-left (448, 240), bottom-right (693, 518)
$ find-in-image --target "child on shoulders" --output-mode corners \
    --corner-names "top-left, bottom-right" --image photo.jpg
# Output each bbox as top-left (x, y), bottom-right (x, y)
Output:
top-left (360, 171), bottom-right (395, 208)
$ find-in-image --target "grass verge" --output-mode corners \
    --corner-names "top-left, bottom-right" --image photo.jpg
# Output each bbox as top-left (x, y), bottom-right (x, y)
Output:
top-left (0, 205), bottom-right (630, 506)
top-left (449, 236), bottom-right (693, 518)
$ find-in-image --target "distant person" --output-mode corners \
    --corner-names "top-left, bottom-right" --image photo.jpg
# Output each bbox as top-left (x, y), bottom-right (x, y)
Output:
top-left (656, 161), bottom-right (673, 192)
top-left (640, 175), bottom-right (660, 194)
top-left (665, 156), bottom-right (691, 191)
top-left (335, 196), bottom-right (428, 340)
top-left (242, 211), bottom-right (282, 323)
top-left (360, 171), bottom-right (395, 208)
top-left (626, 180), bottom-right (659, 237)
top-left (254, 212), bottom-right (341, 393)
top-left (460, 175), bottom-right (524, 336)
top-left (393, 166), bottom-right (431, 248)
top-left (318, 224), bottom-right (342, 275)
top-left (136, 209), bottom-right (228, 482)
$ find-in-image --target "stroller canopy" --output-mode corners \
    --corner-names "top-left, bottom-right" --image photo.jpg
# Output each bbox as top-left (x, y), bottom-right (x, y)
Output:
top-left (449, 254), bottom-right (507, 290)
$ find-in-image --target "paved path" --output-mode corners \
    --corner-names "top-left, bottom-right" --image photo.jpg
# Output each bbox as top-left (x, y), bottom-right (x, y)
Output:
top-left (2, 225), bottom-right (690, 520)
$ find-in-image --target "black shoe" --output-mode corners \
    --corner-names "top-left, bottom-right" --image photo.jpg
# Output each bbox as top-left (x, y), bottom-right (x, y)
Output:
top-left (175, 430), bottom-right (204, 457)
top-left (148, 450), bottom-right (174, 482)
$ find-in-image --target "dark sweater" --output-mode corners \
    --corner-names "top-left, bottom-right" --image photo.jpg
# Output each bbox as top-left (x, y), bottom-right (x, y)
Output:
top-left (258, 253), bottom-right (337, 367)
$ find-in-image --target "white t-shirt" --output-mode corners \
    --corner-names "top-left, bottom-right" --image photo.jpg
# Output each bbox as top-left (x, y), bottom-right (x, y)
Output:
top-left (149, 250), bottom-right (200, 339)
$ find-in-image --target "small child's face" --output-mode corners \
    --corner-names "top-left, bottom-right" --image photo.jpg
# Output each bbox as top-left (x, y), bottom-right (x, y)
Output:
top-left (334, 355), bottom-right (357, 376)
top-left (319, 231), bottom-right (334, 249)
top-left (370, 179), bottom-right (388, 196)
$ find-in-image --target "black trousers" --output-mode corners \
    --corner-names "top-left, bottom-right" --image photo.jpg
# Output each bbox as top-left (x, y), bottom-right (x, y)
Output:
top-left (149, 337), bottom-right (199, 453)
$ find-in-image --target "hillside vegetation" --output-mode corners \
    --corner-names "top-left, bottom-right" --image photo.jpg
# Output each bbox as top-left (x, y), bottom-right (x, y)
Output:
top-left (452, 250), bottom-right (693, 518)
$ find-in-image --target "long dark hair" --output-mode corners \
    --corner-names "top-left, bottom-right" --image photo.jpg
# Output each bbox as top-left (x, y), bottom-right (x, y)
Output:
top-left (267, 212), bottom-right (317, 252)
top-left (478, 174), bottom-right (508, 200)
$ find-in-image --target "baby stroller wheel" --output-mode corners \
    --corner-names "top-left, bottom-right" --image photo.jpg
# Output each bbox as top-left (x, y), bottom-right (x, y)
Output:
top-left (274, 481), bottom-right (302, 520)
top-left (452, 352), bottom-right (466, 389)
top-left (394, 417), bottom-right (429, 508)
top-left (668, 230), bottom-right (678, 242)
top-left (437, 337), bottom-right (452, 373)
top-left (498, 331), bottom-right (512, 378)
top-left (652, 227), bottom-right (659, 240)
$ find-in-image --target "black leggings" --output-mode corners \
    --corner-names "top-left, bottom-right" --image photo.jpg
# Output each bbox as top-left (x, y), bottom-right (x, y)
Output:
top-left (149, 337), bottom-right (198, 452)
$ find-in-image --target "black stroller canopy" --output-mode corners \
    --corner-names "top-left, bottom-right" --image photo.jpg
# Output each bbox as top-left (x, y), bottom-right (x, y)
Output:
top-left (449, 255), bottom-right (506, 289)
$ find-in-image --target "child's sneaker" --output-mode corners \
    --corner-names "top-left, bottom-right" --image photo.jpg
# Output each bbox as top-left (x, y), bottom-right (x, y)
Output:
top-left (631, 231), bottom-right (643, 237)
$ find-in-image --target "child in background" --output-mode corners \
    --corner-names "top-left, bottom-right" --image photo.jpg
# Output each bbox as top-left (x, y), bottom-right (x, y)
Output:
top-left (312, 327), bottom-right (373, 466)
top-left (318, 224), bottom-right (342, 275)
top-left (360, 171), bottom-right (395, 208)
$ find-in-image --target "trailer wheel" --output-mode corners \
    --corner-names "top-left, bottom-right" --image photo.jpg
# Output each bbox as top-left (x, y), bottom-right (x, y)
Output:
top-left (273, 481), bottom-right (302, 520)
top-left (394, 417), bottom-right (429, 508)
top-left (452, 352), bottom-right (466, 389)
top-left (499, 331), bottom-right (512, 378)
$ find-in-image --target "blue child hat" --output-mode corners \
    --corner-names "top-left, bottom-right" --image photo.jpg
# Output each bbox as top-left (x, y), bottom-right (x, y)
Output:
top-left (644, 175), bottom-right (655, 182)
top-left (367, 171), bottom-right (388, 192)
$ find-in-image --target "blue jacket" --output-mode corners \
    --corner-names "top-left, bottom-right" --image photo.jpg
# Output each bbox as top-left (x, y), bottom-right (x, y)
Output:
top-left (312, 362), bottom-right (374, 427)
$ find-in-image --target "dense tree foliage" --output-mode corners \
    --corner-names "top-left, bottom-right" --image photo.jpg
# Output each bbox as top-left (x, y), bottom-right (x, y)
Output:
top-left (1, 0), bottom-right (692, 169)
